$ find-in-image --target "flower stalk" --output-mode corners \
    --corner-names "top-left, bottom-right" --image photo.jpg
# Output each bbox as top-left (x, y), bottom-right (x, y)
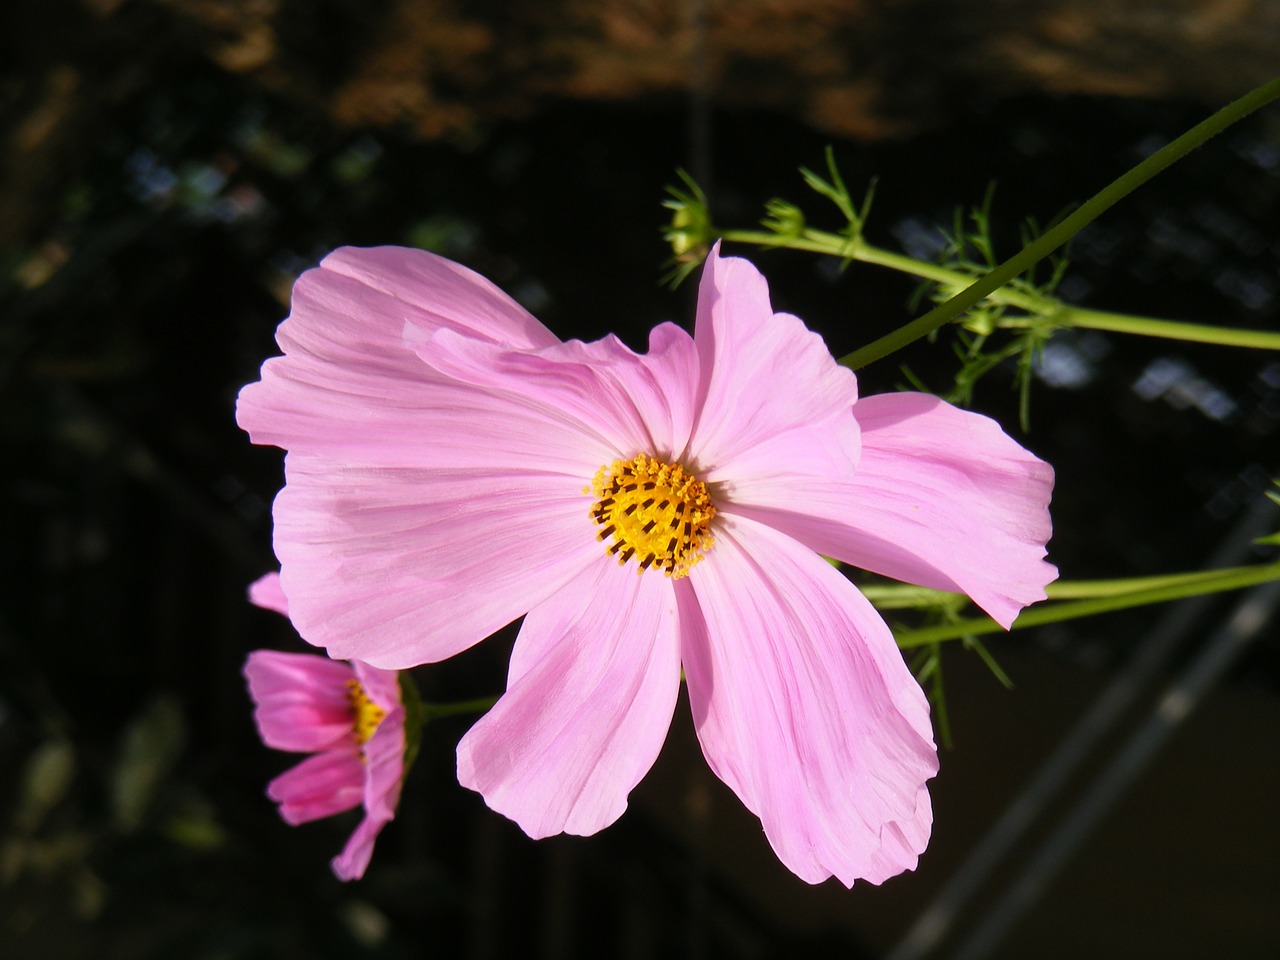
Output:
top-left (718, 227), bottom-right (1280, 354)
top-left (420, 695), bottom-right (500, 723)
top-left (669, 75), bottom-right (1280, 369)
top-left (841, 74), bottom-right (1280, 369)
top-left (887, 560), bottom-right (1280, 648)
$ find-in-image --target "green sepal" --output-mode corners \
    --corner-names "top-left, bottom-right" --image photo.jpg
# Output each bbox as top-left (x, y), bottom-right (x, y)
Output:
top-left (397, 670), bottom-right (425, 775)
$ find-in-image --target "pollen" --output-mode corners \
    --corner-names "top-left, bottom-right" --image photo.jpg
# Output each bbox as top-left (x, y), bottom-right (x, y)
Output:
top-left (347, 679), bottom-right (387, 746)
top-left (588, 453), bottom-right (716, 578)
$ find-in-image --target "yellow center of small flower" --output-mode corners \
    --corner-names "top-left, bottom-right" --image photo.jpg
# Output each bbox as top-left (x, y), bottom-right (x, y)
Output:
top-left (347, 679), bottom-right (386, 746)
top-left (589, 453), bottom-right (716, 578)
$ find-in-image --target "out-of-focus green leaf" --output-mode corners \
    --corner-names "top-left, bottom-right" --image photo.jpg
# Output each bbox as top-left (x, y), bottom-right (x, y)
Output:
top-left (13, 738), bottom-right (76, 835)
top-left (111, 695), bottom-right (186, 833)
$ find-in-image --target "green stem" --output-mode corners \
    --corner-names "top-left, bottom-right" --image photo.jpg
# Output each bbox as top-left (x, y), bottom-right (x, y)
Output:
top-left (864, 565), bottom-right (1280, 607)
top-left (858, 583), bottom-right (963, 609)
top-left (893, 561), bottom-right (1280, 648)
top-left (721, 229), bottom-right (977, 293)
top-left (838, 75), bottom-right (1280, 369)
top-left (720, 228), bottom-right (1280, 352)
top-left (1063, 308), bottom-right (1280, 350)
top-left (421, 695), bottom-right (499, 722)
top-left (1043, 566), bottom-right (1277, 599)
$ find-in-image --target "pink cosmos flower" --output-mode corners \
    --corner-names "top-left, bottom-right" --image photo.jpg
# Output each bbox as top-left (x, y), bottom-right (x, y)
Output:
top-left (244, 573), bottom-right (406, 881)
top-left (237, 244), bottom-right (1055, 885)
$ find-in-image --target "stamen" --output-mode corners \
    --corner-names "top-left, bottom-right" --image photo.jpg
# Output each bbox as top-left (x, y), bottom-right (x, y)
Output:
top-left (346, 679), bottom-right (387, 747)
top-left (586, 454), bottom-right (716, 578)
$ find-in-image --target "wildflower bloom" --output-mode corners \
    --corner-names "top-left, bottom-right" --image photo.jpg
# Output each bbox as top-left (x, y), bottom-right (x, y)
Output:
top-left (237, 244), bottom-right (1055, 885)
top-left (244, 573), bottom-right (406, 881)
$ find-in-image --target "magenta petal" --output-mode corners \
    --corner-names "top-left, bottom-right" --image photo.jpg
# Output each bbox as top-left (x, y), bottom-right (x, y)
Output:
top-left (681, 515), bottom-right (937, 886)
top-left (273, 456), bottom-right (603, 667)
top-left (244, 651), bottom-right (356, 751)
top-left (361, 705), bottom-right (406, 822)
top-left (323, 704), bottom-right (405, 881)
top-left (456, 558), bottom-right (681, 839)
top-left (690, 245), bottom-right (860, 477)
top-left (331, 812), bottom-right (391, 882)
top-left (247, 572), bottom-right (290, 616)
top-left (738, 392), bottom-right (1056, 627)
top-left (355, 663), bottom-right (406, 824)
top-left (267, 750), bottom-right (364, 824)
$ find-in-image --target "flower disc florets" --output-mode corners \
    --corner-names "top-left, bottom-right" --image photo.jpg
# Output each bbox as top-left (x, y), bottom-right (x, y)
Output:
top-left (589, 454), bottom-right (715, 577)
top-left (347, 679), bottom-right (387, 746)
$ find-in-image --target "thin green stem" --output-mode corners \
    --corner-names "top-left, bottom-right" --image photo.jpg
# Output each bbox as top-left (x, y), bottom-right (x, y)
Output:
top-left (839, 75), bottom-right (1280, 369)
top-left (893, 561), bottom-right (1280, 648)
top-left (1043, 565), bottom-right (1277, 599)
top-left (421, 695), bottom-right (499, 722)
top-left (858, 583), bottom-right (963, 609)
top-left (720, 228), bottom-right (849, 258)
top-left (860, 568), bottom-right (1269, 604)
top-left (722, 228), bottom-right (1280, 351)
top-left (1063, 308), bottom-right (1280, 350)
top-left (722, 227), bottom-right (1057, 317)
top-left (862, 564), bottom-right (1278, 608)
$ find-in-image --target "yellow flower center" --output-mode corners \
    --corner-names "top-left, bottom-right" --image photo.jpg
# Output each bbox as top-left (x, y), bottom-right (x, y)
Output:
top-left (589, 454), bottom-right (716, 578)
top-left (347, 679), bottom-right (387, 746)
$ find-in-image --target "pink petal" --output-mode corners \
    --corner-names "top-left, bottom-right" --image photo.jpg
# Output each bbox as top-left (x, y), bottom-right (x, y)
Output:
top-left (247, 572), bottom-right (290, 616)
top-left (680, 514), bottom-right (937, 886)
top-left (689, 245), bottom-right (860, 478)
top-left (416, 322), bottom-right (700, 464)
top-left (260, 295), bottom-right (706, 673)
top-left (355, 663), bottom-right (407, 824)
top-left (734, 392), bottom-right (1056, 628)
top-left (325, 710), bottom-right (405, 880)
top-left (243, 650), bottom-right (356, 751)
top-left (266, 750), bottom-right (364, 825)
top-left (237, 246), bottom-right (563, 465)
top-left (319, 246), bottom-right (559, 350)
top-left (361, 703), bottom-right (406, 823)
top-left (242, 362), bottom-right (611, 474)
top-left (274, 455), bottom-right (603, 668)
top-left (456, 557), bottom-right (681, 839)
top-left (352, 661), bottom-right (402, 715)
top-left (331, 811), bottom-right (392, 882)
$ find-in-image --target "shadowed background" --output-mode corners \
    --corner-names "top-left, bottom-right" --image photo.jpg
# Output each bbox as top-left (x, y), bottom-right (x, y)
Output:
top-left (2, 2), bottom-right (1278, 958)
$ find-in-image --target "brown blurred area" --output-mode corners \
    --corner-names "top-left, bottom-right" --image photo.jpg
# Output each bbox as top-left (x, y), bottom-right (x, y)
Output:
top-left (6, 0), bottom-right (1280, 249)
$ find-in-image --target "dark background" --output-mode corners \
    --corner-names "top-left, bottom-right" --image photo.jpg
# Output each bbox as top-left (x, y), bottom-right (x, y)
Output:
top-left (2, 2), bottom-right (1278, 958)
